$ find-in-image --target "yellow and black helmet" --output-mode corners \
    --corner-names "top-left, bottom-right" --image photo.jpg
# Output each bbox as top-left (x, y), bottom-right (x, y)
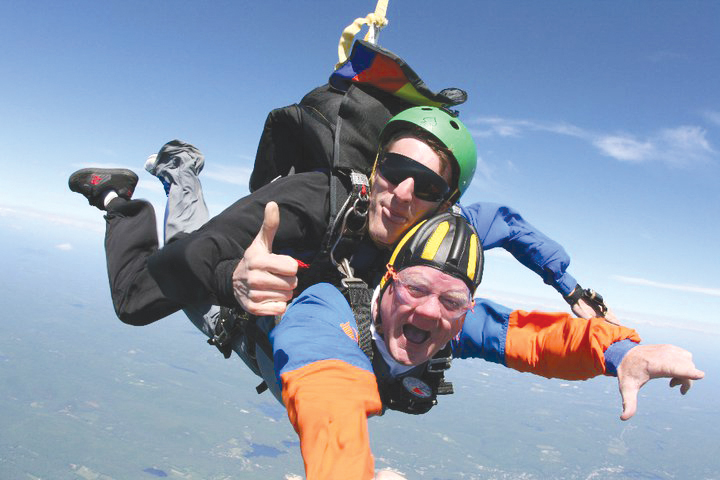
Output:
top-left (380, 212), bottom-right (484, 294)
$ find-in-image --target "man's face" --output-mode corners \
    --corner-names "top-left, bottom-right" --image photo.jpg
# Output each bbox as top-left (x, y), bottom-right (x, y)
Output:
top-left (377, 266), bottom-right (470, 366)
top-left (367, 137), bottom-right (451, 248)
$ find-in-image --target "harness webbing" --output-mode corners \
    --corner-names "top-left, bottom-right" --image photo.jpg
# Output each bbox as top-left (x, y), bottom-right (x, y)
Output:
top-left (341, 277), bottom-right (374, 360)
top-left (371, 340), bottom-right (454, 415)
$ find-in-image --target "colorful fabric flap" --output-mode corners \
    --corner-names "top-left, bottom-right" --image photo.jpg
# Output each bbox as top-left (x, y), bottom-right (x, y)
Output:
top-left (330, 40), bottom-right (467, 108)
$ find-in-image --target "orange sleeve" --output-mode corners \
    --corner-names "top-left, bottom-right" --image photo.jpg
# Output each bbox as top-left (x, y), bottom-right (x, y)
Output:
top-left (281, 359), bottom-right (383, 480)
top-left (505, 311), bottom-right (641, 380)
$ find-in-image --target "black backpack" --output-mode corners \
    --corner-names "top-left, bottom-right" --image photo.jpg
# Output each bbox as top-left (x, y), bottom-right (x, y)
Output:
top-left (249, 39), bottom-right (468, 192)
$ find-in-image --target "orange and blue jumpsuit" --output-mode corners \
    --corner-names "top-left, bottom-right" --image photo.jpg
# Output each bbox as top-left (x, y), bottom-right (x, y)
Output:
top-left (271, 283), bottom-right (640, 480)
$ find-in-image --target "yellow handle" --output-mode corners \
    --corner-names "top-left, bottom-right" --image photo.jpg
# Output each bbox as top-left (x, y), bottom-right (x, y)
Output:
top-left (336, 0), bottom-right (389, 69)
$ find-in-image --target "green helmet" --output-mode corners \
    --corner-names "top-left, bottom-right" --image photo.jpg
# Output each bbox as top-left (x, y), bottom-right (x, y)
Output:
top-left (379, 106), bottom-right (477, 202)
top-left (379, 212), bottom-right (484, 294)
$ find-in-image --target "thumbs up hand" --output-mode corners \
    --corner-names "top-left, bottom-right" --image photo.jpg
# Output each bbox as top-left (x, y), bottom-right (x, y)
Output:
top-left (232, 202), bottom-right (299, 316)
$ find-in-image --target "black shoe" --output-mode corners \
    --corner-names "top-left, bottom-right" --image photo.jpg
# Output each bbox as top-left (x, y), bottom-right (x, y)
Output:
top-left (68, 168), bottom-right (139, 209)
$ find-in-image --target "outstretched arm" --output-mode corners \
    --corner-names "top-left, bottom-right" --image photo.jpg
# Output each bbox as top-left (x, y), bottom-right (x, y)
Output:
top-left (460, 202), bottom-right (616, 320)
top-left (616, 344), bottom-right (705, 420)
top-left (460, 202), bottom-right (577, 295)
top-left (454, 298), bottom-right (640, 379)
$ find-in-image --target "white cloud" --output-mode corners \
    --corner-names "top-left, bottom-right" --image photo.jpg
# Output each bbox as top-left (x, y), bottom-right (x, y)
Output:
top-left (470, 116), bottom-right (716, 167)
top-left (137, 178), bottom-right (166, 195)
top-left (56, 243), bottom-right (73, 251)
top-left (702, 110), bottom-right (720, 127)
top-left (471, 117), bottom-right (537, 138)
top-left (71, 161), bottom-right (137, 170)
top-left (594, 126), bottom-right (714, 166)
top-left (203, 164), bottom-right (253, 186)
top-left (0, 205), bottom-right (104, 233)
top-left (655, 126), bottom-right (715, 166)
top-left (612, 275), bottom-right (720, 298)
top-left (484, 248), bottom-right (514, 260)
top-left (471, 153), bottom-right (494, 182)
top-left (647, 50), bottom-right (688, 64)
top-left (472, 116), bottom-right (591, 141)
top-left (593, 135), bottom-right (654, 162)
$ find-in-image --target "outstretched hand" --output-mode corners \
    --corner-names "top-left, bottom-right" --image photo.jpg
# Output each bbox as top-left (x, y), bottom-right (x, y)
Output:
top-left (232, 201), bottom-right (299, 316)
top-left (617, 344), bottom-right (705, 421)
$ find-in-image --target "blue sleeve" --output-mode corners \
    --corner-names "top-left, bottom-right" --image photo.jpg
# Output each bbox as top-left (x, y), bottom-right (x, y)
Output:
top-left (603, 339), bottom-right (638, 376)
top-left (459, 202), bottom-right (578, 296)
top-left (451, 297), bottom-right (512, 365)
top-left (270, 283), bottom-right (373, 389)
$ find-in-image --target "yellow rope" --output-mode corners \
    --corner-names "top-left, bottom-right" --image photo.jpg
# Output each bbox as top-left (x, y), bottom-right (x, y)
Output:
top-left (335, 0), bottom-right (389, 69)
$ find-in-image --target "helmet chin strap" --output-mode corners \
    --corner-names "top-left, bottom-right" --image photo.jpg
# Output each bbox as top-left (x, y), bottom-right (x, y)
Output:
top-left (371, 282), bottom-right (383, 328)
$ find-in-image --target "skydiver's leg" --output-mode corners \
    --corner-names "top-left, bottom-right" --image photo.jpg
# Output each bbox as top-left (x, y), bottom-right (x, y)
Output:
top-left (151, 140), bottom-right (264, 381)
top-left (104, 198), bottom-right (183, 325)
top-left (148, 140), bottom-right (220, 334)
top-left (69, 167), bottom-right (182, 326)
top-left (146, 139), bottom-right (210, 242)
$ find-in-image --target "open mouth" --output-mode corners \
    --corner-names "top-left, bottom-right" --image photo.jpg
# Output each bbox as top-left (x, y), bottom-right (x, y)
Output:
top-left (403, 324), bottom-right (430, 345)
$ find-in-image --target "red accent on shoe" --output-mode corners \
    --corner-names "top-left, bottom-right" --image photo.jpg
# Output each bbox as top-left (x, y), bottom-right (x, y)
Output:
top-left (90, 175), bottom-right (102, 185)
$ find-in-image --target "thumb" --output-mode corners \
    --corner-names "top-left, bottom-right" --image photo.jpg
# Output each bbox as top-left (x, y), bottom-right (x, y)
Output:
top-left (251, 201), bottom-right (280, 253)
top-left (619, 383), bottom-right (639, 421)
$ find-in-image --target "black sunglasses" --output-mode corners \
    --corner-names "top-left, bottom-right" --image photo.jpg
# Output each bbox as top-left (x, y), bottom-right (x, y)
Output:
top-left (377, 152), bottom-right (451, 202)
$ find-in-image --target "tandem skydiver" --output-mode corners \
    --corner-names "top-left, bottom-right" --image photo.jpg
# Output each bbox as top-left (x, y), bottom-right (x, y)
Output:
top-left (271, 212), bottom-right (704, 480)
top-left (66, 6), bottom-right (705, 477)
top-left (68, 107), bottom-right (703, 480)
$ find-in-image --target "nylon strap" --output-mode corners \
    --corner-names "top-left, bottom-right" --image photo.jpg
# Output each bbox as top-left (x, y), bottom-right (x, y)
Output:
top-left (336, 0), bottom-right (389, 69)
top-left (343, 279), bottom-right (374, 360)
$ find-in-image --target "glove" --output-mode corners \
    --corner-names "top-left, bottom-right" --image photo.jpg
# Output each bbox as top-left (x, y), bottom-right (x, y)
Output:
top-left (564, 284), bottom-right (619, 324)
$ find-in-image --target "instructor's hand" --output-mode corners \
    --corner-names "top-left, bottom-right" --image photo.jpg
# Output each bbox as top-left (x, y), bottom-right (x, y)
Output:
top-left (617, 344), bottom-right (704, 421)
top-left (232, 202), bottom-right (298, 316)
top-left (571, 297), bottom-right (620, 324)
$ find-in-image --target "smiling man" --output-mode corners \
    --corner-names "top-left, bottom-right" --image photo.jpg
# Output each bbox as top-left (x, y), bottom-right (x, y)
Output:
top-left (271, 212), bottom-right (704, 480)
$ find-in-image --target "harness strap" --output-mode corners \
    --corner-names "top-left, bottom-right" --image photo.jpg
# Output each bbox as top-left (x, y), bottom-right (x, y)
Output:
top-left (373, 340), bottom-right (454, 415)
top-left (327, 110), bottom-right (345, 237)
top-left (207, 307), bottom-right (245, 359)
top-left (424, 343), bottom-right (454, 396)
top-left (342, 277), bottom-right (374, 360)
top-left (208, 307), bottom-right (276, 394)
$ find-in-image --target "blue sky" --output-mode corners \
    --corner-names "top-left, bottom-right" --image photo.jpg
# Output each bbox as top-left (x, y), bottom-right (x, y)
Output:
top-left (1, 0), bottom-right (718, 330)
